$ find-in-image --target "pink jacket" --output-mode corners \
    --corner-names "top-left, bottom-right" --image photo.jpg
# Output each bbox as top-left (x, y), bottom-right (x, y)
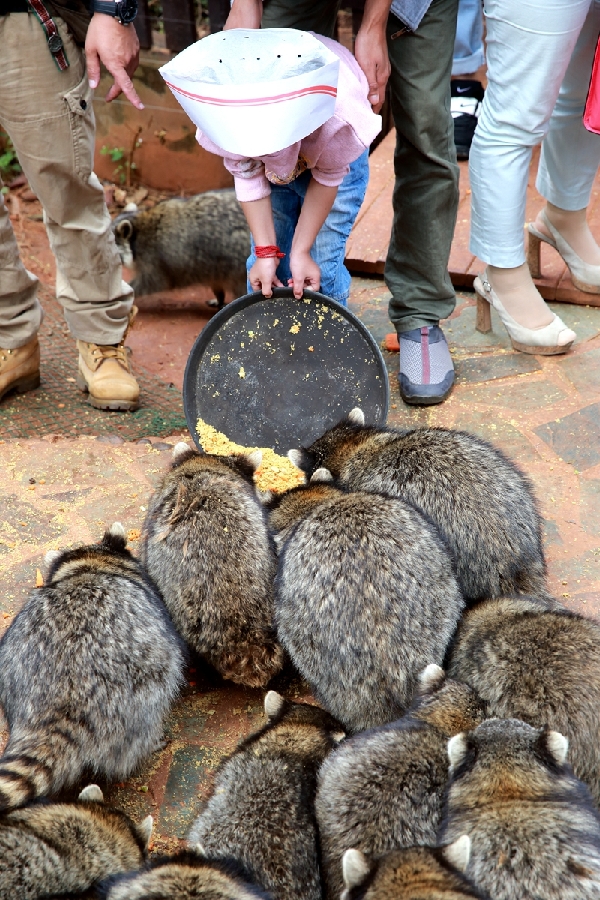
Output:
top-left (195, 35), bottom-right (382, 202)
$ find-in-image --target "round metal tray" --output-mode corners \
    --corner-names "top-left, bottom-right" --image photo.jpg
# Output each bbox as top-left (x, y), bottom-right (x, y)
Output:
top-left (183, 288), bottom-right (389, 454)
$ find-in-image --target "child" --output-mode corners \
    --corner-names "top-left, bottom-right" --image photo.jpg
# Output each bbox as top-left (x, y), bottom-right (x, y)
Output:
top-left (160, 28), bottom-right (381, 305)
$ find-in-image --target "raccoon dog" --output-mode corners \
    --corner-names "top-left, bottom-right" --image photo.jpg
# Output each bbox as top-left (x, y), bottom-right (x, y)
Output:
top-left (340, 840), bottom-right (486, 900)
top-left (102, 852), bottom-right (271, 900)
top-left (268, 474), bottom-right (464, 732)
top-left (448, 594), bottom-right (600, 807)
top-left (0, 784), bottom-right (152, 900)
top-left (0, 523), bottom-right (184, 812)
top-left (188, 691), bottom-right (345, 900)
top-left (141, 443), bottom-right (283, 688)
top-left (288, 409), bottom-right (547, 604)
top-left (112, 190), bottom-right (250, 306)
top-left (316, 665), bottom-right (485, 900)
top-left (440, 718), bottom-right (600, 899)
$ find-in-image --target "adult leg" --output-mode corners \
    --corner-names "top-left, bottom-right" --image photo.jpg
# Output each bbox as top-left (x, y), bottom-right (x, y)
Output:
top-left (0, 12), bottom-right (139, 408)
top-left (385, 0), bottom-right (459, 404)
top-left (385, 0), bottom-right (460, 333)
top-left (0, 175), bottom-right (41, 399)
top-left (469, 0), bottom-right (590, 353)
top-left (533, 1), bottom-right (600, 271)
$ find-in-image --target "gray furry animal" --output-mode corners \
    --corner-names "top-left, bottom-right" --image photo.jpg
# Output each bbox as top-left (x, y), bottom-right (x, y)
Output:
top-left (448, 594), bottom-right (600, 807)
top-left (340, 840), bottom-right (487, 900)
top-left (188, 691), bottom-right (345, 900)
top-left (0, 784), bottom-right (152, 900)
top-left (112, 190), bottom-right (250, 306)
top-left (0, 523), bottom-right (184, 811)
top-left (288, 409), bottom-right (547, 604)
top-left (316, 665), bottom-right (485, 900)
top-left (439, 718), bottom-right (600, 899)
top-left (141, 442), bottom-right (283, 688)
top-left (267, 472), bottom-right (464, 732)
top-left (102, 852), bottom-right (271, 900)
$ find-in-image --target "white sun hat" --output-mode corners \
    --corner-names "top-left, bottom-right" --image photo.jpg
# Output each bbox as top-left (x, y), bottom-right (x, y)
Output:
top-left (159, 29), bottom-right (340, 158)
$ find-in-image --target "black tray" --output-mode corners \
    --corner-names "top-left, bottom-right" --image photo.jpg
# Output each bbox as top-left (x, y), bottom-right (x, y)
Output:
top-left (183, 288), bottom-right (389, 454)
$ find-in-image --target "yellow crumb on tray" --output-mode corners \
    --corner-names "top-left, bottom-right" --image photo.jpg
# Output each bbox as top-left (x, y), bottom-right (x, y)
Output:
top-left (196, 418), bottom-right (304, 493)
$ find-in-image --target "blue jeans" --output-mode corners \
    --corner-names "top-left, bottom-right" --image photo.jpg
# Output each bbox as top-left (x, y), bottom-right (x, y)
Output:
top-left (452, 0), bottom-right (484, 76)
top-left (247, 148), bottom-right (370, 306)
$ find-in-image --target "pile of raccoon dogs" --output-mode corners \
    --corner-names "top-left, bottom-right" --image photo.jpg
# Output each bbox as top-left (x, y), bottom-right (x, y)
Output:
top-left (2, 410), bottom-right (600, 899)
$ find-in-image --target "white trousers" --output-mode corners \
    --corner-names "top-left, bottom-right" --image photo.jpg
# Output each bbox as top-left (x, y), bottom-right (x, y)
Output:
top-left (469, 0), bottom-right (600, 267)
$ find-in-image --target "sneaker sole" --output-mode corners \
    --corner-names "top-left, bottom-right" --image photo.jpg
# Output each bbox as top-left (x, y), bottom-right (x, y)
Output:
top-left (0, 372), bottom-right (41, 402)
top-left (76, 372), bottom-right (140, 412)
top-left (400, 387), bottom-right (454, 406)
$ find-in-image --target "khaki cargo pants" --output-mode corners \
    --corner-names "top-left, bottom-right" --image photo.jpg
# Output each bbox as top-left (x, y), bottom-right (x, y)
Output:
top-left (0, 12), bottom-right (133, 349)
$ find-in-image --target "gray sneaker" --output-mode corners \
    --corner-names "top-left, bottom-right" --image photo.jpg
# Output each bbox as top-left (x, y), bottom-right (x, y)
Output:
top-left (398, 325), bottom-right (455, 405)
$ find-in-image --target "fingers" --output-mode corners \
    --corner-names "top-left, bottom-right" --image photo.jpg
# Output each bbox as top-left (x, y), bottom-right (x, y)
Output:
top-left (367, 82), bottom-right (380, 111)
top-left (86, 48), bottom-right (101, 91)
top-left (106, 68), bottom-right (144, 109)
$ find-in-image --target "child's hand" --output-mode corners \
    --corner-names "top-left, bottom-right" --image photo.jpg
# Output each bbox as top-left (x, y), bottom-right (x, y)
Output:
top-left (288, 250), bottom-right (321, 299)
top-left (249, 257), bottom-right (284, 298)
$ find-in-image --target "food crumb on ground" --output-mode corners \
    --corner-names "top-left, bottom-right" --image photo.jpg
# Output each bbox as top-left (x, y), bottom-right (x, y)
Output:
top-left (196, 419), bottom-right (304, 493)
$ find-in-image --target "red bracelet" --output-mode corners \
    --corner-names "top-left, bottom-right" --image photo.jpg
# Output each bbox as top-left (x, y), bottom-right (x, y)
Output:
top-left (255, 245), bottom-right (285, 259)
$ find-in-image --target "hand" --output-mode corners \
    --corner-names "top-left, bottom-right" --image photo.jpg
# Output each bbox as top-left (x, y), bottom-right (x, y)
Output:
top-left (249, 257), bottom-right (283, 298)
top-left (288, 250), bottom-right (320, 299)
top-left (86, 13), bottom-right (144, 110)
top-left (224, 0), bottom-right (263, 29)
top-left (354, 7), bottom-right (391, 113)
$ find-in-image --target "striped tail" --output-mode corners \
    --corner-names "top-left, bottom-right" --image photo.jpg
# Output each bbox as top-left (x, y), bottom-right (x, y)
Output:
top-left (0, 745), bottom-right (54, 811)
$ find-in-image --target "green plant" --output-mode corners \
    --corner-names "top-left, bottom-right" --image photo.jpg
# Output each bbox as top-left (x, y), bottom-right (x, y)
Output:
top-left (0, 129), bottom-right (22, 181)
top-left (100, 126), bottom-right (143, 188)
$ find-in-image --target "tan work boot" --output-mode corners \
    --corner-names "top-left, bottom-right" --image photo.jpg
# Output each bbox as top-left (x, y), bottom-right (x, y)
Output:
top-left (0, 336), bottom-right (40, 402)
top-left (76, 308), bottom-right (140, 411)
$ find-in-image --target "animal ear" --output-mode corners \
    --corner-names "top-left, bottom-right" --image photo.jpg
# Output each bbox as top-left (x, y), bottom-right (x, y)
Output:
top-left (264, 690), bottom-right (285, 719)
top-left (545, 729), bottom-right (569, 765)
top-left (342, 848), bottom-right (370, 890)
top-left (443, 834), bottom-right (471, 873)
top-left (417, 663), bottom-right (445, 695)
top-left (102, 522), bottom-right (127, 553)
top-left (332, 730), bottom-right (346, 744)
top-left (256, 488), bottom-right (274, 505)
top-left (287, 448), bottom-right (313, 475)
top-left (78, 784), bottom-right (104, 803)
top-left (347, 407), bottom-right (365, 426)
top-left (448, 733), bottom-right (468, 768)
top-left (173, 441), bottom-right (193, 462)
top-left (138, 815), bottom-right (153, 850)
top-left (44, 549), bottom-right (61, 572)
top-left (245, 449), bottom-right (262, 472)
top-left (287, 448), bottom-right (304, 468)
top-left (310, 468), bottom-right (334, 483)
top-left (115, 218), bottom-right (134, 240)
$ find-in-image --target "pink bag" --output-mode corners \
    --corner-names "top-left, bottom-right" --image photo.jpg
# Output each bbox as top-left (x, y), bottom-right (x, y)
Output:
top-left (584, 32), bottom-right (600, 134)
